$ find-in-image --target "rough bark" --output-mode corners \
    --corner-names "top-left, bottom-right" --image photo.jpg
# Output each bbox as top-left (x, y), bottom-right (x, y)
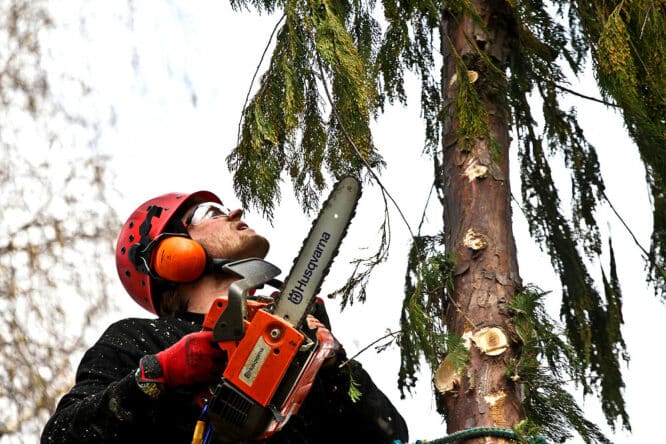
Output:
top-left (438, 1), bottom-right (524, 439)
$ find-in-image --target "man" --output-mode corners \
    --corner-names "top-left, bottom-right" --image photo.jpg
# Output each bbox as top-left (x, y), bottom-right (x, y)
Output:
top-left (42, 190), bottom-right (409, 443)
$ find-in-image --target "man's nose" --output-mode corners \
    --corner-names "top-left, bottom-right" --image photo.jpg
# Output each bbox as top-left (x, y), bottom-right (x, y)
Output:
top-left (227, 208), bottom-right (243, 220)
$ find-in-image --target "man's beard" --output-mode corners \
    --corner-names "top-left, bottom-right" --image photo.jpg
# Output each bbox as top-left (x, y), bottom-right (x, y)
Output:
top-left (204, 233), bottom-right (270, 260)
top-left (241, 234), bottom-right (270, 259)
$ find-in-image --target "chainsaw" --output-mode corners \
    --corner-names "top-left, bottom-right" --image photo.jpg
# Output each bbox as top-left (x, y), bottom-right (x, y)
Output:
top-left (197, 176), bottom-right (362, 442)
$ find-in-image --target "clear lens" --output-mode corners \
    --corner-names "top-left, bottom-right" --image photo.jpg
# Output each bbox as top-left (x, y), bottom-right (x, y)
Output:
top-left (186, 202), bottom-right (229, 226)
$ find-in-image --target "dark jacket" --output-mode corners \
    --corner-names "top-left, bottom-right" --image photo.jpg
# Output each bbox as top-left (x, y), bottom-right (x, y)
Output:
top-left (41, 308), bottom-right (408, 443)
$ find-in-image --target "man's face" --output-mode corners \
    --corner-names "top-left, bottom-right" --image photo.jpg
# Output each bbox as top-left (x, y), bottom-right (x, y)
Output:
top-left (183, 204), bottom-right (270, 260)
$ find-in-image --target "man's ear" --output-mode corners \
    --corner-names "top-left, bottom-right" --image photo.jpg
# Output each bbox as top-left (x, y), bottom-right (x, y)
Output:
top-left (152, 236), bottom-right (208, 282)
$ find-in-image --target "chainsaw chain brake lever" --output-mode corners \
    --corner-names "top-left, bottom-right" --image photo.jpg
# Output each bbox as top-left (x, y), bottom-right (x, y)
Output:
top-left (212, 258), bottom-right (281, 342)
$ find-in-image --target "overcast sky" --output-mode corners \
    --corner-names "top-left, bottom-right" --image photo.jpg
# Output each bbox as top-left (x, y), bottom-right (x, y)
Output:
top-left (49, 2), bottom-right (666, 443)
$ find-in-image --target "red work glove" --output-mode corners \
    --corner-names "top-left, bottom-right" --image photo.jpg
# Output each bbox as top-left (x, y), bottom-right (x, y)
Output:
top-left (136, 331), bottom-right (226, 396)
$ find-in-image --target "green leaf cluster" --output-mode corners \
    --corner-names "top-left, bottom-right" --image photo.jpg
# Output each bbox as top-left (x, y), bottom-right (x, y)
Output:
top-left (508, 288), bottom-right (612, 444)
top-left (398, 235), bottom-right (455, 395)
top-left (347, 366), bottom-right (363, 402)
top-left (451, 50), bottom-right (501, 156)
top-left (579, 0), bottom-right (666, 298)
top-left (508, 1), bottom-right (641, 430)
top-left (227, 0), bottom-right (381, 220)
top-left (376, 0), bottom-right (442, 153)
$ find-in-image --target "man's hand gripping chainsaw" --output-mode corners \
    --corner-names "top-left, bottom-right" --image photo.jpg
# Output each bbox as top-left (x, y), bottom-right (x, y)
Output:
top-left (196, 176), bottom-right (361, 442)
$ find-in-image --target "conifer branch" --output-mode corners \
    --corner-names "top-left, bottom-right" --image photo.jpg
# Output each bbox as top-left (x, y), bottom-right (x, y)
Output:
top-left (601, 189), bottom-right (651, 260)
top-left (338, 329), bottom-right (400, 368)
top-left (236, 14), bottom-right (285, 146)
top-left (417, 181), bottom-right (436, 235)
top-left (554, 83), bottom-right (619, 108)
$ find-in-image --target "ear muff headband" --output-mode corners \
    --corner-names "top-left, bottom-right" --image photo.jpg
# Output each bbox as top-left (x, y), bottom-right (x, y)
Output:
top-left (127, 204), bottom-right (164, 276)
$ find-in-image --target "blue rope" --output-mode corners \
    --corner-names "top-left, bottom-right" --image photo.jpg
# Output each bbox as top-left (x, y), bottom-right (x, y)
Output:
top-left (197, 403), bottom-right (214, 444)
top-left (393, 427), bottom-right (549, 444)
top-left (202, 423), bottom-right (213, 444)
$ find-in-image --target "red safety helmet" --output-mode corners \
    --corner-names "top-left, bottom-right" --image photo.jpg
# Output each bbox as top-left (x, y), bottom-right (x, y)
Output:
top-left (115, 190), bottom-right (221, 314)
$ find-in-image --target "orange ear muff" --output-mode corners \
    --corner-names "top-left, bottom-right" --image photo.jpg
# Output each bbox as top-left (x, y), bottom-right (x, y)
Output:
top-left (151, 236), bottom-right (207, 282)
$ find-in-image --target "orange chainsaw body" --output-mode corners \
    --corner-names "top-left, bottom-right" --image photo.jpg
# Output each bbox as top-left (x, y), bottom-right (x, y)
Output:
top-left (200, 295), bottom-right (335, 440)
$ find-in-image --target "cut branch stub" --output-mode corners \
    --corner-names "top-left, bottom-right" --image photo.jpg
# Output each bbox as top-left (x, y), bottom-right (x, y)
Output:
top-left (448, 70), bottom-right (480, 88)
top-left (462, 330), bottom-right (473, 350)
top-left (434, 355), bottom-right (463, 395)
top-left (471, 327), bottom-right (509, 356)
top-left (484, 391), bottom-right (509, 427)
top-left (464, 159), bottom-right (489, 181)
top-left (463, 228), bottom-right (488, 251)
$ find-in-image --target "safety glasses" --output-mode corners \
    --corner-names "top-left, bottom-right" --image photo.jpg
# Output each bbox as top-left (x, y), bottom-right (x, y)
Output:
top-left (185, 202), bottom-right (230, 226)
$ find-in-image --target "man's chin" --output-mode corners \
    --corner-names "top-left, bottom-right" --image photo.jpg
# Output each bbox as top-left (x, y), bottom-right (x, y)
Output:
top-left (245, 236), bottom-right (270, 259)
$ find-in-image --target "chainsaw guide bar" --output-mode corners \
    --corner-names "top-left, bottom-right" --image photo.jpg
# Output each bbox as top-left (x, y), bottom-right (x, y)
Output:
top-left (274, 176), bottom-right (362, 328)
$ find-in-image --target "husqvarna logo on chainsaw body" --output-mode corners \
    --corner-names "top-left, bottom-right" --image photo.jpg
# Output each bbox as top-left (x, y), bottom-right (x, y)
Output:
top-left (287, 231), bottom-right (331, 304)
top-left (240, 337), bottom-right (270, 386)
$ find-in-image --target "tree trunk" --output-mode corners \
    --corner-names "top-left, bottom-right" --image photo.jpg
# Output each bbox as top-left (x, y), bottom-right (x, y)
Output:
top-left (438, 1), bottom-right (524, 439)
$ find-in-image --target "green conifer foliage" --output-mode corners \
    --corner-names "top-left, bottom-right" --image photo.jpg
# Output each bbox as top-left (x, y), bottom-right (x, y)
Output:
top-left (227, 0), bottom-right (381, 218)
top-left (227, 0), bottom-right (665, 440)
top-left (572, 0), bottom-right (666, 296)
